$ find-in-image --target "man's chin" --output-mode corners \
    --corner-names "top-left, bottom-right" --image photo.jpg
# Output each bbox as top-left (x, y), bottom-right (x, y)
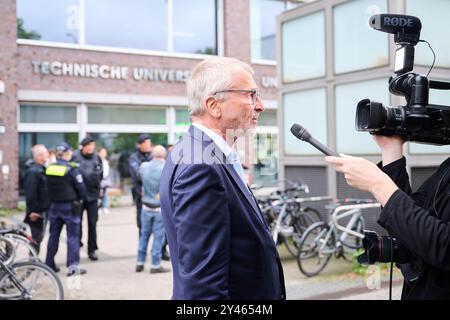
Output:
top-left (225, 127), bottom-right (256, 140)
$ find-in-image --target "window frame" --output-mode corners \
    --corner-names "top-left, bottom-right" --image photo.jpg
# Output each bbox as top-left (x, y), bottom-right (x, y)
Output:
top-left (16, 0), bottom-right (224, 59)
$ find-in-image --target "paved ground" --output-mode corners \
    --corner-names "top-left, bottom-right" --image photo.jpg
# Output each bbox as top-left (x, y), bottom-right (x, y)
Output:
top-left (5, 206), bottom-right (403, 300)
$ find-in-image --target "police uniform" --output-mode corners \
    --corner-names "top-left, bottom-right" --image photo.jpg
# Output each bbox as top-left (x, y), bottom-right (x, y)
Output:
top-left (45, 146), bottom-right (86, 275)
top-left (71, 137), bottom-right (103, 259)
top-left (129, 134), bottom-right (152, 231)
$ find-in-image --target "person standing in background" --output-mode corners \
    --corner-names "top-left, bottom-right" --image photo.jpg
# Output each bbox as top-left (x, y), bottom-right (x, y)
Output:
top-left (45, 142), bottom-right (87, 276)
top-left (72, 136), bottom-right (103, 261)
top-left (135, 145), bottom-right (170, 274)
top-left (23, 144), bottom-right (50, 253)
top-left (129, 134), bottom-right (152, 234)
top-left (98, 148), bottom-right (111, 215)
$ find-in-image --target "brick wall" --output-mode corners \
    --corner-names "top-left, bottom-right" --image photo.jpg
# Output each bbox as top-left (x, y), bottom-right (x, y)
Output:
top-left (0, 0), bottom-right (19, 208)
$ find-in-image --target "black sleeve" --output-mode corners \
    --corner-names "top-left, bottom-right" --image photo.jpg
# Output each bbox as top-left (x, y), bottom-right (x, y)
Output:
top-left (96, 155), bottom-right (103, 186)
top-left (129, 154), bottom-right (141, 186)
top-left (378, 189), bottom-right (450, 271)
top-left (24, 170), bottom-right (39, 214)
top-left (378, 156), bottom-right (412, 195)
top-left (71, 168), bottom-right (87, 200)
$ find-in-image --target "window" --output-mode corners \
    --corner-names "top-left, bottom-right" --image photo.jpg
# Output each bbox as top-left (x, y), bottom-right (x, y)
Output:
top-left (254, 133), bottom-right (278, 185)
top-left (282, 11), bottom-right (326, 82)
top-left (85, 0), bottom-right (166, 51)
top-left (333, 0), bottom-right (388, 74)
top-left (335, 78), bottom-right (389, 154)
top-left (258, 110), bottom-right (277, 126)
top-left (20, 104), bottom-right (77, 123)
top-left (88, 106), bottom-right (166, 125)
top-left (250, 0), bottom-right (286, 61)
top-left (17, 0), bottom-right (218, 55)
top-left (406, 0), bottom-right (450, 68)
top-left (88, 133), bottom-right (167, 191)
top-left (175, 109), bottom-right (191, 127)
top-left (16, 0), bottom-right (79, 42)
top-left (283, 88), bottom-right (327, 155)
top-left (173, 0), bottom-right (217, 54)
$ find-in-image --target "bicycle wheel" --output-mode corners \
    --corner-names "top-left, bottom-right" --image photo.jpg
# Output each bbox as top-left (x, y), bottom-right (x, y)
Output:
top-left (297, 222), bottom-right (335, 277)
top-left (302, 207), bottom-right (323, 223)
top-left (0, 237), bottom-right (15, 266)
top-left (3, 234), bottom-right (39, 263)
top-left (0, 262), bottom-right (64, 300)
top-left (283, 211), bottom-right (315, 258)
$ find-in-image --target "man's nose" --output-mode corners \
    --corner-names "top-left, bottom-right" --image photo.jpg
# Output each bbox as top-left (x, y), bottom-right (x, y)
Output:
top-left (255, 97), bottom-right (264, 112)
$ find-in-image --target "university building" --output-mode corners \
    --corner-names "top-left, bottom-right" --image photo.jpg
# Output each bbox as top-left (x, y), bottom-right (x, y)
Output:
top-left (0, 0), bottom-right (301, 207)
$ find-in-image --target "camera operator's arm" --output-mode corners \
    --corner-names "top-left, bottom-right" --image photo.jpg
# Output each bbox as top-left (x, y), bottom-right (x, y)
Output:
top-left (374, 135), bottom-right (404, 166)
top-left (326, 154), bottom-right (450, 270)
top-left (378, 188), bottom-right (450, 270)
top-left (373, 135), bottom-right (414, 195)
top-left (325, 155), bottom-right (398, 206)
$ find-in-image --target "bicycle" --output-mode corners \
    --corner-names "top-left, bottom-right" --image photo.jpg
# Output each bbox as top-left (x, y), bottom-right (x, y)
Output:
top-left (282, 195), bottom-right (332, 257)
top-left (0, 236), bottom-right (64, 300)
top-left (254, 180), bottom-right (326, 257)
top-left (0, 224), bottom-right (39, 263)
top-left (296, 199), bottom-right (381, 277)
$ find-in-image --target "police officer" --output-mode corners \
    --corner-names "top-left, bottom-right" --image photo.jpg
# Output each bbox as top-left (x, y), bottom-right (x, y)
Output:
top-left (23, 144), bottom-right (50, 253)
top-left (45, 142), bottom-right (87, 276)
top-left (72, 136), bottom-right (103, 261)
top-left (129, 134), bottom-right (152, 233)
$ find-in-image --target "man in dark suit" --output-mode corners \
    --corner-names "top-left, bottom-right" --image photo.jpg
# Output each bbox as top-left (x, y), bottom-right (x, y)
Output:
top-left (160, 57), bottom-right (285, 300)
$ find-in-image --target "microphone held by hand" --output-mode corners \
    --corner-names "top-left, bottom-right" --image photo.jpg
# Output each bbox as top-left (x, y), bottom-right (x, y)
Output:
top-left (290, 123), bottom-right (339, 157)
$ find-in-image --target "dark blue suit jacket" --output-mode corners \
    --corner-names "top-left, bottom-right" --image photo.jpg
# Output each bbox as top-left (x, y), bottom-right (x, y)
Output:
top-left (160, 125), bottom-right (286, 300)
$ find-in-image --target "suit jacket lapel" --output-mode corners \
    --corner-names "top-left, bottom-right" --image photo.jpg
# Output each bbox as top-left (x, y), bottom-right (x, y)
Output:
top-left (221, 164), bottom-right (267, 225)
top-left (187, 125), bottom-right (268, 229)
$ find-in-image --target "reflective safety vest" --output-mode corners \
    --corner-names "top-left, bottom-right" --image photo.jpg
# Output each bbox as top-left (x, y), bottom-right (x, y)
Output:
top-left (45, 163), bottom-right (78, 202)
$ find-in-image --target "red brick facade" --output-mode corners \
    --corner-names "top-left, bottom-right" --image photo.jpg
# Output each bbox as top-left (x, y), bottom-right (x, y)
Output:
top-left (0, 0), bottom-right (19, 208)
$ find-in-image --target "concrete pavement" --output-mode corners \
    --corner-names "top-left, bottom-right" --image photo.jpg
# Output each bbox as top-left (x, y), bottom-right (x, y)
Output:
top-left (5, 205), bottom-right (403, 300)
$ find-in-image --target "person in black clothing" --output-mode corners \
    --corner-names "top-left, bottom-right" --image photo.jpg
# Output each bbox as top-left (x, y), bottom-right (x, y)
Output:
top-left (326, 135), bottom-right (450, 300)
top-left (23, 144), bottom-right (50, 253)
top-left (72, 136), bottom-right (103, 261)
top-left (45, 142), bottom-right (87, 276)
top-left (129, 134), bottom-right (152, 232)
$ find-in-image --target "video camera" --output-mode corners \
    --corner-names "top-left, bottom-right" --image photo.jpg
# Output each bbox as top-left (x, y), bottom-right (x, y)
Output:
top-left (355, 14), bottom-right (450, 145)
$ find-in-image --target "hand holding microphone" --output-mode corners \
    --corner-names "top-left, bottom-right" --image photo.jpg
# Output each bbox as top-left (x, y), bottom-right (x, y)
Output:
top-left (289, 123), bottom-right (399, 205)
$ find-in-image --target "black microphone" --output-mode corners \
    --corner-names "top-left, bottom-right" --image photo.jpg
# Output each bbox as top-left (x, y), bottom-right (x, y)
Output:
top-left (369, 14), bottom-right (421, 45)
top-left (290, 124), bottom-right (339, 157)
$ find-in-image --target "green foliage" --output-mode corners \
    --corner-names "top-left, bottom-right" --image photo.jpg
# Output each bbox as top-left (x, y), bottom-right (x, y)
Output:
top-left (17, 18), bottom-right (41, 40)
top-left (0, 207), bottom-right (22, 218)
top-left (195, 47), bottom-right (216, 55)
top-left (352, 248), bottom-right (393, 275)
top-left (352, 248), bottom-right (368, 275)
top-left (109, 196), bottom-right (120, 208)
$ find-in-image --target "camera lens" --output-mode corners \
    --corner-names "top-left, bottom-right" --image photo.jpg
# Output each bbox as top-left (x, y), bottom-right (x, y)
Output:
top-left (355, 99), bottom-right (388, 131)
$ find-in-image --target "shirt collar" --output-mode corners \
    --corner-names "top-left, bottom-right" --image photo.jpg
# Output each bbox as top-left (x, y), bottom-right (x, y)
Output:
top-left (192, 122), bottom-right (234, 157)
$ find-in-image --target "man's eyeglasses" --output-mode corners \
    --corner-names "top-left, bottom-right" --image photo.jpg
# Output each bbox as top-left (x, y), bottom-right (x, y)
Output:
top-left (213, 89), bottom-right (261, 105)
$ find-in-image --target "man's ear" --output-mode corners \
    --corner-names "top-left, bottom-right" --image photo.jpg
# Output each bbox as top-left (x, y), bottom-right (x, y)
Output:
top-left (204, 96), bottom-right (222, 119)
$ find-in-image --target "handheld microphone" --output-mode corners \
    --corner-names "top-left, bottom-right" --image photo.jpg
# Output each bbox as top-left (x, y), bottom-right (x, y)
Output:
top-left (369, 14), bottom-right (422, 45)
top-left (290, 124), bottom-right (339, 157)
